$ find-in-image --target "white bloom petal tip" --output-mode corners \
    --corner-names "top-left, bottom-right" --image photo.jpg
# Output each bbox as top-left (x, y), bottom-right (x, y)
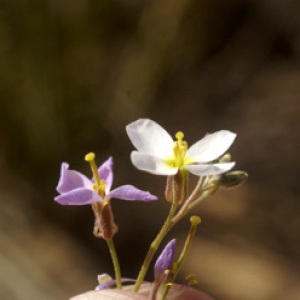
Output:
top-left (126, 119), bottom-right (174, 158)
top-left (186, 130), bottom-right (236, 163)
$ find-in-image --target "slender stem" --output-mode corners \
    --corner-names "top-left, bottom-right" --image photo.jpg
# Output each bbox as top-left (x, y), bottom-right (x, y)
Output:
top-left (171, 188), bottom-right (214, 227)
top-left (133, 203), bottom-right (178, 292)
top-left (188, 187), bottom-right (216, 211)
top-left (176, 216), bottom-right (201, 271)
top-left (106, 239), bottom-right (122, 289)
top-left (85, 153), bottom-right (121, 287)
top-left (187, 176), bottom-right (205, 203)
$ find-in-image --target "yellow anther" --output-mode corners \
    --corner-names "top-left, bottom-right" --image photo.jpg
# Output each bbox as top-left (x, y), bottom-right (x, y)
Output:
top-left (92, 183), bottom-right (98, 191)
top-left (188, 279), bottom-right (198, 286)
top-left (164, 269), bottom-right (172, 275)
top-left (172, 131), bottom-right (188, 169)
top-left (92, 180), bottom-right (106, 198)
top-left (174, 131), bottom-right (187, 151)
top-left (185, 273), bottom-right (197, 280)
top-left (97, 180), bottom-right (106, 199)
top-left (85, 152), bottom-right (96, 162)
top-left (99, 179), bottom-right (106, 190)
top-left (190, 216), bottom-right (201, 226)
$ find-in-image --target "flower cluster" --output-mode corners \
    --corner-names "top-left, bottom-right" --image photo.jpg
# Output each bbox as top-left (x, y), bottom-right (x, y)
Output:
top-left (54, 118), bottom-right (247, 300)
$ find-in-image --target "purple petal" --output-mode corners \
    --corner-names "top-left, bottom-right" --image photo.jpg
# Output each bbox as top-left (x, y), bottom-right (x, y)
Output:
top-left (56, 163), bottom-right (92, 194)
top-left (54, 188), bottom-right (102, 205)
top-left (97, 157), bottom-right (113, 193)
top-left (154, 239), bottom-right (176, 281)
top-left (108, 185), bottom-right (157, 201)
top-left (95, 280), bottom-right (116, 290)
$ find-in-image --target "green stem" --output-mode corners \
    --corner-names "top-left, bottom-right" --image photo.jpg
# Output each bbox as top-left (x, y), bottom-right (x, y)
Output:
top-left (171, 188), bottom-right (214, 226)
top-left (133, 203), bottom-right (178, 292)
top-left (176, 217), bottom-right (200, 269)
top-left (161, 216), bottom-right (201, 300)
top-left (106, 239), bottom-right (122, 289)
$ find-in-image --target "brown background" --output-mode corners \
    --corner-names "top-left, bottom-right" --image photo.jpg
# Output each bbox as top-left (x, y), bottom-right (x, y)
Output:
top-left (1, 0), bottom-right (300, 299)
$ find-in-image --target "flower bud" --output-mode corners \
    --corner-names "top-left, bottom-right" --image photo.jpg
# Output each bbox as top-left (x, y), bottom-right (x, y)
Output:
top-left (154, 239), bottom-right (176, 283)
top-left (218, 171), bottom-right (248, 188)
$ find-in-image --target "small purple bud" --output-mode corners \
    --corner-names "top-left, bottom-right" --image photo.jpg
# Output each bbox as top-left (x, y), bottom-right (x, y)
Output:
top-left (96, 273), bottom-right (114, 290)
top-left (95, 274), bottom-right (135, 290)
top-left (154, 239), bottom-right (176, 281)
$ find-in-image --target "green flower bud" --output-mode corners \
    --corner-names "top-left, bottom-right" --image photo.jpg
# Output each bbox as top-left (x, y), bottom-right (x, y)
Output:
top-left (219, 171), bottom-right (248, 188)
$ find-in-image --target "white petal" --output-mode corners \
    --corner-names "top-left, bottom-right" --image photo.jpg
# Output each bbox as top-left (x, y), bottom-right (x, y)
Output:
top-left (186, 130), bottom-right (236, 163)
top-left (185, 162), bottom-right (235, 176)
top-left (131, 151), bottom-right (178, 175)
top-left (126, 119), bottom-right (174, 158)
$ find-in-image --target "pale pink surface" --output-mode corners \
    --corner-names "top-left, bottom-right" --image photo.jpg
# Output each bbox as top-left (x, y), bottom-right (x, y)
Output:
top-left (70, 283), bottom-right (214, 300)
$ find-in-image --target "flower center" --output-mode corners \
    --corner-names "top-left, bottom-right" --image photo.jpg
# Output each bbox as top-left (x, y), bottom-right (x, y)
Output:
top-left (172, 131), bottom-right (188, 168)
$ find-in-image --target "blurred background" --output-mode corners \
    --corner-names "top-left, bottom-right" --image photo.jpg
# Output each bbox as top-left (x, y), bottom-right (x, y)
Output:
top-left (1, 0), bottom-right (300, 299)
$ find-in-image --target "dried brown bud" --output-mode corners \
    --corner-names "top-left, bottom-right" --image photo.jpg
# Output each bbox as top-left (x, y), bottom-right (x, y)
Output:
top-left (92, 202), bottom-right (118, 240)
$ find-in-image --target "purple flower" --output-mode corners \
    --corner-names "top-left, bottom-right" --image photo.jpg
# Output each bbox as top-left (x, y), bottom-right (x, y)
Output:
top-left (55, 157), bottom-right (157, 205)
top-left (154, 239), bottom-right (176, 282)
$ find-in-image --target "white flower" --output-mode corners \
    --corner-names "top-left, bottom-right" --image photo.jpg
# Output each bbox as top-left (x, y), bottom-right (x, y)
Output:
top-left (126, 119), bottom-right (236, 176)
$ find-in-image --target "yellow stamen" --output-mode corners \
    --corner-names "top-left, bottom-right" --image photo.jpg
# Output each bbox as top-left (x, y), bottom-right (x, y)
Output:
top-left (188, 279), bottom-right (198, 286)
top-left (185, 273), bottom-right (197, 280)
top-left (98, 180), bottom-right (106, 198)
top-left (164, 269), bottom-right (172, 275)
top-left (185, 273), bottom-right (198, 286)
top-left (85, 152), bottom-right (106, 198)
top-left (172, 131), bottom-right (188, 168)
top-left (92, 183), bottom-right (98, 191)
top-left (175, 131), bottom-right (184, 141)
